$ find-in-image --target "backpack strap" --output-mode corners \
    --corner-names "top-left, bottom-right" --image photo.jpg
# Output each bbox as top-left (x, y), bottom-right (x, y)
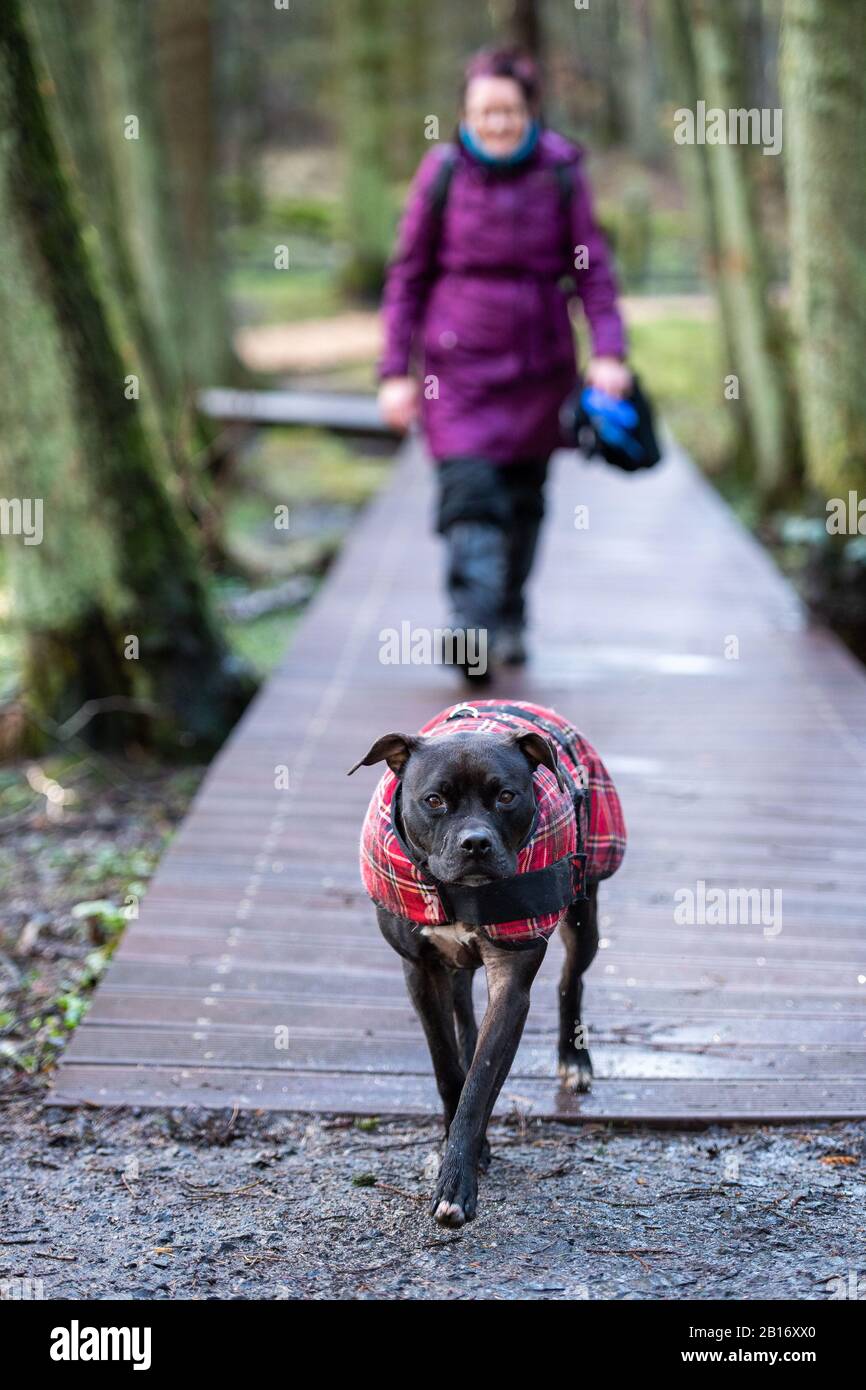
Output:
top-left (429, 144), bottom-right (458, 221)
top-left (553, 160), bottom-right (573, 209)
top-left (428, 148), bottom-right (574, 273)
top-left (429, 146), bottom-right (573, 222)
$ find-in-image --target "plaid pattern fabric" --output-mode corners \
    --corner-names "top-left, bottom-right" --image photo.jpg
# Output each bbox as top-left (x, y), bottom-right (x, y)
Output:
top-left (359, 699), bottom-right (626, 945)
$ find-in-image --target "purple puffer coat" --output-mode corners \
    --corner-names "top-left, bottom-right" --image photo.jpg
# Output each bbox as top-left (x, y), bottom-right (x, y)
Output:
top-left (378, 128), bottom-right (626, 465)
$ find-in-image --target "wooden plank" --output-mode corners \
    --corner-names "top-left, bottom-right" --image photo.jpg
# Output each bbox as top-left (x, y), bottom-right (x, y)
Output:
top-left (196, 387), bottom-right (397, 436)
top-left (52, 435), bottom-right (866, 1122)
top-left (81, 985), bottom-right (866, 1028)
top-left (94, 926), bottom-right (866, 970)
top-left (62, 1026), bottom-right (866, 1080)
top-left (92, 952), bottom-right (866, 997)
top-left (50, 1065), bottom-right (866, 1122)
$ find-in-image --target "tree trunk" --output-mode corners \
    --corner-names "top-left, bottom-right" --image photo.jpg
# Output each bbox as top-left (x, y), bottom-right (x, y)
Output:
top-left (0, 0), bottom-right (251, 751)
top-left (687, 0), bottom-right (797, 504)
top-left (656, 0), bottom-right (744, 459)
top-left (29, 2), bottom-right (180, 444)
top-left (388, 0), bottom-right (431, 181)
top-left (509, 0), bottom-right (544, 61)
top-left (599, 0), bottom-right (627, 146)
top-left (339, 0), bottom-right (393, 300)
top-left (781, 0), bottom-right (866, 495)
top-left (31, 0), bottom-right (232, 551)
top-left (151, 0), bottom-right (233, 386)
top-left (622, 0), bottom-right (661, 163)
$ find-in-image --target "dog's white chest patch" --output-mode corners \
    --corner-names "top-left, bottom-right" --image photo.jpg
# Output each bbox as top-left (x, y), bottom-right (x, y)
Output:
top-left (420, 922), bottom-right (477, 947)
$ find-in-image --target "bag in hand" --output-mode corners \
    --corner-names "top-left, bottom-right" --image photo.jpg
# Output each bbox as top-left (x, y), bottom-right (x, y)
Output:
top-left (560, 375), bottom-right (662, 473)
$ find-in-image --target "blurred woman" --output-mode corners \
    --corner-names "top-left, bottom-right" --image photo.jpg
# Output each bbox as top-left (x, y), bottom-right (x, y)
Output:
top-left (378, 46), bottom-right (631, 675)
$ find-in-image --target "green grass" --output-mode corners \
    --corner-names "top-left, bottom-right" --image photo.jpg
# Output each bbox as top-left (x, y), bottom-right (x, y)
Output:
top-left (228, 264), bottom-right (341, 327)
top-left (224, 607), bottom-right (306, 676)
top-left (246, 428), bottom-right (390, 506)
top-left (627, 314), bottom-right (735, 477)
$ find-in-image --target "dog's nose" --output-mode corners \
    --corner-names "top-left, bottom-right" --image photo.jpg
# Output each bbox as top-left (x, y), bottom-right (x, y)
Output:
top-left (460, 830), bottom-right (491, 858)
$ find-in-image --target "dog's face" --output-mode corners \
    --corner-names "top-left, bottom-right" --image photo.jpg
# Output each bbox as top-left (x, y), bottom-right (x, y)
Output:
top-left (349, 727), bottom-right (563, 886)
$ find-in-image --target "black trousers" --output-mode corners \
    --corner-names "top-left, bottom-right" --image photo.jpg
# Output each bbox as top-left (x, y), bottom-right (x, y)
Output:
top-left (434, 456), bottom-right (550, 638)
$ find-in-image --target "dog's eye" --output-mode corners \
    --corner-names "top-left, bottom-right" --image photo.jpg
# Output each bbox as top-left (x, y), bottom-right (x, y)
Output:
top-left (497, 790), bottom-right (515, 805)
top-left (425, 793), bottom-right (445, 809)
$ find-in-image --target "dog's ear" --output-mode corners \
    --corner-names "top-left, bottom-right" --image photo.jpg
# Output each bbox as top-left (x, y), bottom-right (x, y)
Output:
top-left (347, 733), bottom-right (419, 777)
top-left (514, 732), bottom-right (565, 792)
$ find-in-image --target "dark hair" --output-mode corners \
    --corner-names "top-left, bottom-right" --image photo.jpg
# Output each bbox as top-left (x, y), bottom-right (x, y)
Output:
top-left (461, 46), bottom-right (541, 112)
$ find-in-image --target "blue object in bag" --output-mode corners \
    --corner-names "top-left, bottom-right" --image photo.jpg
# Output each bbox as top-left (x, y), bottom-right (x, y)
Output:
top-left (561, 375), bottom-right (662, 472)
top-left (580, 387), bottom-right (646, 463)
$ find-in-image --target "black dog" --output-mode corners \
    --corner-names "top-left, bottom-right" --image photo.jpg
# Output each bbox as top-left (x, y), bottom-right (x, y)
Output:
top-left (349, 701), bottom-right (624, 1227)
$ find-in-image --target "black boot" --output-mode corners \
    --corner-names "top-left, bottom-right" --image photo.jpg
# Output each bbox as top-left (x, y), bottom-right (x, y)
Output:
top-left (441, 519), bottom-right (505, 683)
top-left (497, 459), bottom-right (549, 665)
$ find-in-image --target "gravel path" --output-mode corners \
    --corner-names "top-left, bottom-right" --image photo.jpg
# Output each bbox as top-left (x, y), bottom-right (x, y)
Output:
top-left (2, 1091), bottom-right (863, 1301)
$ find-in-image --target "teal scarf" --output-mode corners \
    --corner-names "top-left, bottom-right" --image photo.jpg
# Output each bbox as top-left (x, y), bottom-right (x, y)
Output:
top-left (458, 118), bottom-right (540, 167)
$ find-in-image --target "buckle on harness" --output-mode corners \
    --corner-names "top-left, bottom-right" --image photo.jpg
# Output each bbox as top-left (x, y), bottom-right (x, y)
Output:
top-left (570, 851), bottom-right (588, 900)
top-left (447, 703), bottom-right (481, 720)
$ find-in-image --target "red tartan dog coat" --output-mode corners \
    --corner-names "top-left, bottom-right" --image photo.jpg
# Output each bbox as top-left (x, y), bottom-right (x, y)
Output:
top-left (359, 699), bottom-right (626, 946)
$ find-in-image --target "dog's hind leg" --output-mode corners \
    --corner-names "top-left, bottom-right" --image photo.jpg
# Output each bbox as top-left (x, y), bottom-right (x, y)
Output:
top-left (557, 881), bottom-right (599, 1093)
top-left (402, 957), bottom-right (466, 1136)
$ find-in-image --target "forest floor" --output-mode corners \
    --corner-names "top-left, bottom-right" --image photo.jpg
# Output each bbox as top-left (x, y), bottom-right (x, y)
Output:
top-left (1, 1094), bottom-right (863, 1301)
top-left (0, 761), bottom-right (202, 1080)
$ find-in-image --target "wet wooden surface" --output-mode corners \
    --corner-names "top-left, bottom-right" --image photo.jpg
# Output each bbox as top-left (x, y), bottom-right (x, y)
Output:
top-left (52, 433), bottom-right (866, 1121)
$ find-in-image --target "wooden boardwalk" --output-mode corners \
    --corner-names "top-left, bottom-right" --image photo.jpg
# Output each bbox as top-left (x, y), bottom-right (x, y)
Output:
top-left (52, 434), bottom-right (866, 1122)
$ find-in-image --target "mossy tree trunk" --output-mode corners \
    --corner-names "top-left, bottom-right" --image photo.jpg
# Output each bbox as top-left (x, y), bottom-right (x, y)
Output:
top-left (338, 0), bottom-right (393, 301)
top-left (32, 0), bottom-right (233, 550)
top-left (781, 0), bottom-right (866, 497)
top-left (388, 0), bottom-right (431, 182)
top-left (687, 0), bottom-right (799, 505)
top-left (152, 0), bottom-right (233, 388)
top-left (30, 1), bottom-right (180, 449)
top-left (657, 0), bottom-right (747, 467)
top-left (599, 0), bottom-right (627, 146)
top-left (0, 0), bottom-right (251, 752)
top-left (623, 0), bottom-right (661, 164)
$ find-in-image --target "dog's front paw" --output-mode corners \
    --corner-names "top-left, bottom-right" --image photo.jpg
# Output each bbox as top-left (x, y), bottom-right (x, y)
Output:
top-left (439, 1131), bottom-right (490, 1172)
top-left (558, 1049), bottom-right (593, 1094)
top-left (431, 1147), bottom-right (479, 1227)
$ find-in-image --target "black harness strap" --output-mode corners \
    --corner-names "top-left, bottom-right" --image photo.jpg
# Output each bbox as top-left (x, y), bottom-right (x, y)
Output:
top-left (430, 853), bottom-right (587, 928)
